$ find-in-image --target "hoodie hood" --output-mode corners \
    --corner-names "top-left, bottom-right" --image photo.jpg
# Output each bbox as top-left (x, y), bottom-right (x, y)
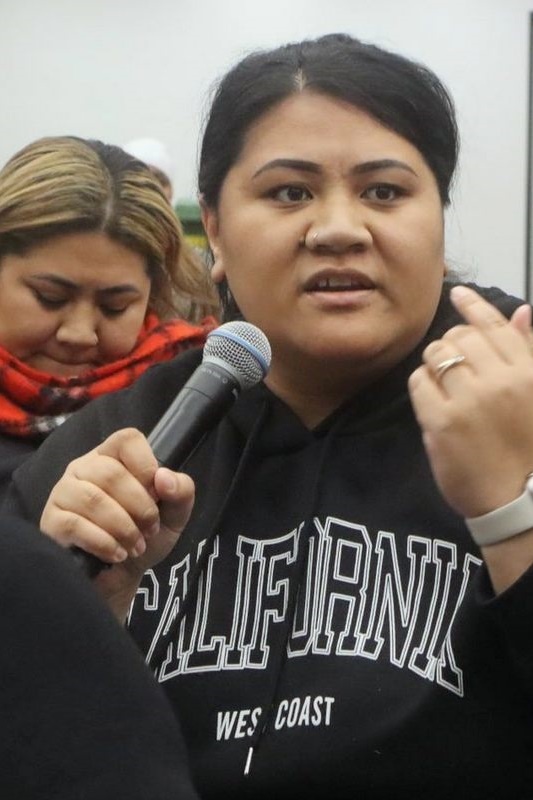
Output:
top-left (226, 280), bottom-right (513, 454)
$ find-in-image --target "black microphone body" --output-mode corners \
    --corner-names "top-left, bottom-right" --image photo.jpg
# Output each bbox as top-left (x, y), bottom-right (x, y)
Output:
top-left (147, 361), bottom-right (239, 467)
top-left (70, 322), bottom-right (271, 579)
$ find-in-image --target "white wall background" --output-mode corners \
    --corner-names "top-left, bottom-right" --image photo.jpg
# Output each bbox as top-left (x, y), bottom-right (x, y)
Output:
top-left (1, 0), bottom-right (532, 297)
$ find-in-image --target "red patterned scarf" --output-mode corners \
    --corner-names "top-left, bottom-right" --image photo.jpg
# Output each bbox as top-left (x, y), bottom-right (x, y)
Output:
top-left (0, 313), bottom-right (215, 439)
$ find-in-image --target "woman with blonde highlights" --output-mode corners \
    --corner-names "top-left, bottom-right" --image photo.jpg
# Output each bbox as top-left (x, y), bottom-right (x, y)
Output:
top-left (0, 136), bottom-right (219, 480)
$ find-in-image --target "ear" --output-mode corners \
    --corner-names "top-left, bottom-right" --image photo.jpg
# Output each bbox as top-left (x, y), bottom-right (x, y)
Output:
top-left (200, 197), bottom-right (226, 284)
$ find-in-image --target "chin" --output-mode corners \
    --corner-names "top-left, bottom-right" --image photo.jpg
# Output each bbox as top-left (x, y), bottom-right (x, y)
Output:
top-left (305, 336), bottom-right (386, 363)
top-left (57, 363), bottom-right (97, 378)
top-left (26, 357), bottom-right (94, 378)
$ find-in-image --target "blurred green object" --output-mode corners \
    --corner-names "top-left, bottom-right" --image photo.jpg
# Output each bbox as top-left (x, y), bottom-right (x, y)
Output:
top-left (174, 201), bottom-right (207, 251)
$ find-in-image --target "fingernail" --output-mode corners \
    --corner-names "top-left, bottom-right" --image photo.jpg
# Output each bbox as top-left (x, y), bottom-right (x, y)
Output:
top-left (145, 521), bottom-right (160, 538)
top-left (113, 546), bottom-right (128, 562)
top-left (132, 538), bottom-right (146, 558)
top-left (450, 285), bottom-right (470, 301)
top-left (161, 472), bottom-right (177, 493)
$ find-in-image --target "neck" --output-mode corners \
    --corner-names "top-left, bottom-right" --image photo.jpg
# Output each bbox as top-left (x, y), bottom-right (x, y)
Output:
top-left (265, 367), bottom-right (367, 429)
top-left (264, 349), bottom-right (407, 429)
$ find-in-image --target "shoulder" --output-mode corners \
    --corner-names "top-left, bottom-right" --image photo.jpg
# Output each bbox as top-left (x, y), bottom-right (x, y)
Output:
top-left (0, 435), bottom-right (39, 502)
top-left (117, 347), bottom-right (203, 409)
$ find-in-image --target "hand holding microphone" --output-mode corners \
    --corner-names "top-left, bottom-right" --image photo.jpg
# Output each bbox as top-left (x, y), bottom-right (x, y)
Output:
top-left (40, 322), bottom-right (271, 580)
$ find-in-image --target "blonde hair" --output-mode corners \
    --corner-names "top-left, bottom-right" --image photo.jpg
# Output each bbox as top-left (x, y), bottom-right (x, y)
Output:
top-left (0, 136), bottom-right (219, 322)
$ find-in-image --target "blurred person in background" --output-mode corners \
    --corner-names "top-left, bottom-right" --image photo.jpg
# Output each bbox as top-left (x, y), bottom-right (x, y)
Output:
top-left (0, 135), bottom-right (219, 487)
top-left (123, 137), bottom-right (175, 202)
top-left (0, 512), bottom-right (199, 800)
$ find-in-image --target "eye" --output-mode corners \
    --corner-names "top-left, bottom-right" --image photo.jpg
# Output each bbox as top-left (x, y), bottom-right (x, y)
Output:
top-left (100, 305), bottom-right (129, 318)
top-left (32, 290), bottom-right (67, 309)
top-left (363, 183), bottom-right (406, 202)
top-left (269, 185), bottom-right (312, 203)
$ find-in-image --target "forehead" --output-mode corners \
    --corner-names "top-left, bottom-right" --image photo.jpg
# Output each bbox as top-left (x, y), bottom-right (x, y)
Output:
top-left (235, 92), bottom-right (429, 174)
top-left (3, 231), bottom-right (149, 287)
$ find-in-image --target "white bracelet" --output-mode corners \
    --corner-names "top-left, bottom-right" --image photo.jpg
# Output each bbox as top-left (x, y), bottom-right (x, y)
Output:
top-left (465, 474), bottom-right (533, 546)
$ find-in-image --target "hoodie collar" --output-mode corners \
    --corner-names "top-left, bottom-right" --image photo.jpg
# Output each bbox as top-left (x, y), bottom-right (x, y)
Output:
top-left (228, 282), bottom-right (463, 452)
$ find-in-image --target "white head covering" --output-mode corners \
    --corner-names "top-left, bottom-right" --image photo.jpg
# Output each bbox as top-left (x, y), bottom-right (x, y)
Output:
top-left (122, 137), bottom-right (174, 187)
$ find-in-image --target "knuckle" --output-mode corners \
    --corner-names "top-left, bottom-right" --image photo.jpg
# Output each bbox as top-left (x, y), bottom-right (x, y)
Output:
top-left (112, 427), bottom-right (143, 444)
top-left (422, 342), bottom-right (436, 359)
top-left (60, 510), bottom-right (85, 538)
top-left (138, 503), bottom-right (159, 528)
top-left (137, 459), bottom-right (159, 486)
top-left (422, 341), bottom-right (446, 360)
top-left (42, 509), bottom-right (83, 546)
top-left (66, 453), bottom-right (90, 474)
top-left (443, 324), bottom-right (470, 343)
top-left (94, 457), bottom-right (126, 489)
top-left (82, 482), bottom-right (108, 510)
top-left (407, 367), bottom-right (423, 390)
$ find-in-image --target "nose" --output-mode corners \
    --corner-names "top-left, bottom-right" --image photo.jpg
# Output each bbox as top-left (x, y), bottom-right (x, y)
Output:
top-left (305, 195), bottom-right (372, 253)
top-left (55, 306), bottom-right (99, 348)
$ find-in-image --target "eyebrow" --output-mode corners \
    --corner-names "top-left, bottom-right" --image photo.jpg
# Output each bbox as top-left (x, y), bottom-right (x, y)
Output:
top-left (30, 274), bottom-right (142, 295)
top-left (252, 157), bottom-right (418, 179)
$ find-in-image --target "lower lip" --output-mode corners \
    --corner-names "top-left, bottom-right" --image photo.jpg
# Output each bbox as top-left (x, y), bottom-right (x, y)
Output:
top-left (305, 288), bottom-right (374, 308)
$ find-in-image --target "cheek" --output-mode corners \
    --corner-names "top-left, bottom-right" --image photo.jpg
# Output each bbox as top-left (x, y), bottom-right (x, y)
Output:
top-left (225, 269), bottom-right (277, 327)
top-left (98, 312), bottom-right (147, 359)
top-left (0, 311), bottom-right (57, 356)
top-left (386, 213), bottom-right (444, 262)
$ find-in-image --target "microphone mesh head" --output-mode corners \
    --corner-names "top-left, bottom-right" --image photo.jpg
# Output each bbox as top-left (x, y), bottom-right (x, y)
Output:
top-left (204, 321), bottom-right (271, 390)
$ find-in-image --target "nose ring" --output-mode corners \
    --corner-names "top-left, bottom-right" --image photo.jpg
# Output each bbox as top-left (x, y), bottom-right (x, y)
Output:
top-left (301, 231), bottom-right (320, 249)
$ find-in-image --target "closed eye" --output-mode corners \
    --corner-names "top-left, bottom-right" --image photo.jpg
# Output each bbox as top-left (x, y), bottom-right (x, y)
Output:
top-left (100, 305), bottom-right (129, 318)
top-left (32, 289), bottom-right (130, 318)
top-left (362, 183), bottom-right (407, 203)
top-left (268, 184), bottom-right (313, 203)
top-left (32, 290), bottom-right (67, 309)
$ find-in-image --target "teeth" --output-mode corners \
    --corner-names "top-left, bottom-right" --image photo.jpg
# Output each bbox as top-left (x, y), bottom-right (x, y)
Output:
top-left (316, 276), bottom-right (362, 290)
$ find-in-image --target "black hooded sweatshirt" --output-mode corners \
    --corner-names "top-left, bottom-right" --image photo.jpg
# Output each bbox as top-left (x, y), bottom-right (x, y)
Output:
top-left (4, 283), bottom-right (533, 800)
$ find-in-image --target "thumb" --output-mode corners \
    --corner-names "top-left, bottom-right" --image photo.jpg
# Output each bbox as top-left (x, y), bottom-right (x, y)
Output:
top-left (154, 468), bottom-right (195, 535)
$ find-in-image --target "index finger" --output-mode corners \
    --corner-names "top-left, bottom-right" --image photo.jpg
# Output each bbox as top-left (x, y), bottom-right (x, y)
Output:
top-left (450, 285), bottom-right (511, 326)
top-left (450, 285), bottom-right (531, 360)
top-left (95, 428), bottom-right (159, 489)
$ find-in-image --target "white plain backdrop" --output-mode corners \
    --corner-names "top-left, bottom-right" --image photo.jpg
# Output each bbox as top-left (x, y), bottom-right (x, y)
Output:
top-left (1, 0), bottom-right (532, 296)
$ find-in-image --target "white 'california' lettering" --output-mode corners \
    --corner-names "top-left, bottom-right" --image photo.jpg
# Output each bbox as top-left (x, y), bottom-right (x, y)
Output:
top-left (135, 517), bottom-right (481, 696)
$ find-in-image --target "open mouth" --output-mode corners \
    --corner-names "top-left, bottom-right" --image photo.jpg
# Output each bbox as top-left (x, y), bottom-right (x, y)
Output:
top-left (305, 272), bottom-right (375, 292)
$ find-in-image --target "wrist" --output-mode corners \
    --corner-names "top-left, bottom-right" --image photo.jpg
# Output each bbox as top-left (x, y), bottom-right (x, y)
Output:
top-left (465, 474), bottom-right (533, 547)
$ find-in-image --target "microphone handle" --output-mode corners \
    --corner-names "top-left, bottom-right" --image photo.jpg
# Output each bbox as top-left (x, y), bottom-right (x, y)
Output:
top-left (148, 364), bottom-right (238, 465)
top-left (71, 364), bottom-right (239, 578)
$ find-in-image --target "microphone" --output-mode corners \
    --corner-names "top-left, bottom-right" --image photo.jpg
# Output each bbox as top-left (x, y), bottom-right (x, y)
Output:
top-left (72, 321), bottom-right (271, 578)
top-left (148, 320), bottom-right (271, 466)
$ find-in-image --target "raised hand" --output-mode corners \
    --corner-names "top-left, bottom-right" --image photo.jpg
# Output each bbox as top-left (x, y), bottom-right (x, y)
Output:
top-left (408, 286), bottom-right (533, 591)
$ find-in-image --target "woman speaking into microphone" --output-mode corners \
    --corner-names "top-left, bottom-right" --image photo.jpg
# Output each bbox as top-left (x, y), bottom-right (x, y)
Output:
top-left (5, 33), bottom-right (533, 799)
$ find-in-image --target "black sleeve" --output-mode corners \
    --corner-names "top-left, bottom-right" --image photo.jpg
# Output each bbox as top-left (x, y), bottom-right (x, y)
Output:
top-left (0, 514), bottom-right (199, 800)
top-left (476, 562), bottom-right (533, 700)
top-left (2, 350), bottom-right (202, 525)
